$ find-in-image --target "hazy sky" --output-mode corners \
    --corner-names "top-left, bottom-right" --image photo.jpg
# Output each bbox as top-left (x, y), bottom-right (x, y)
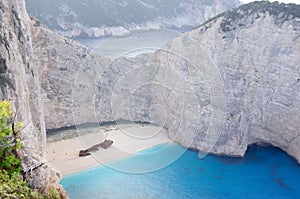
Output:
top-left (241, 0), bottom-right (300, 4)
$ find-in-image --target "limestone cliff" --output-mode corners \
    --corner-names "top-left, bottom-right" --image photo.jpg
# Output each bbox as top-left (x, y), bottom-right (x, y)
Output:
top-left (1, 1), bottom-right (300, 197)
top-left (0, 0), bottom-right (67, 197)
top-left (106, 1), bottom-right (300, 162)
top-left (32, 23), bottom-right (110, 129)
top-left (36, 1), bottom-right (300, 164)
top-left (147, 1), bottom-right (300, 162)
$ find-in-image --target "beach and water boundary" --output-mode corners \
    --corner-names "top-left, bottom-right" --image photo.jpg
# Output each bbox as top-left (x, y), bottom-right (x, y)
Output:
top-left (46, 123), bottom-right (172, 175)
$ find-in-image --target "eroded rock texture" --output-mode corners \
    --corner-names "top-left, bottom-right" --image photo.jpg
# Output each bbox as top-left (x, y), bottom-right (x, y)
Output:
top-left (147, 2), bottom-right (300, 161)
top-left (36, 2), bottom-right (300, 163)
top-left (0, 0), bottom-right (67, 197)
top-left (0, 1), bottom-right (300, 197)
top-left (174, 2), bottom-right (300, 161)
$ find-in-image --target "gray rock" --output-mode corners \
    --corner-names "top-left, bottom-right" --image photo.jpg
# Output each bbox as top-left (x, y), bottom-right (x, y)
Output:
top-left (1, 1), bottom-right (300, 197)
top-left (36, 2), bottom-right (300, 164)
top-left (0, 0), bottom-right (67, 197)
top-left (153, 3), bottom-right (300, 162)
top-left (25, 0), bottom-right (240, 38)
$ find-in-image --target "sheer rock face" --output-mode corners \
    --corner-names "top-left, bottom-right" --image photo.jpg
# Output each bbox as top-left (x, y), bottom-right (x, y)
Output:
top-left (151, 2), bottom-right (300, 162)
top-left (40, 2), bottom-right (300, 164)
top-left (33, 2), bottom-right (300, 165)
top-left (32, 25), bottom-right (110, 129)
top-left (1, 1), bottom-right (300, 197)
top-left (0, 0), bottom-right (45, 156)
top-left (0, 0), bottom-right (67, 197)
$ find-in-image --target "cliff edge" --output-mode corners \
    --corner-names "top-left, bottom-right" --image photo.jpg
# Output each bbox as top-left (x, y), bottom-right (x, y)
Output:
top-left (157, 1), bottom-right (300, 162)
top-left (0, 1), bottom-right (300, 197)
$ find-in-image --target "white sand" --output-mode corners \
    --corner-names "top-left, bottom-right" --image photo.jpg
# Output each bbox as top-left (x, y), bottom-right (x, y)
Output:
top-left (46, 125), bottom-right (171, 175)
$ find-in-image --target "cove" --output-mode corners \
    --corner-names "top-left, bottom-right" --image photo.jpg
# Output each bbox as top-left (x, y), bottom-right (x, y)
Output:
top-left (61, 143), bottom-right (300, 199)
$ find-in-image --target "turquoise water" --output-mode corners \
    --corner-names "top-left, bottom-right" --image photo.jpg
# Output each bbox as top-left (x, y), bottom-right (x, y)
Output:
top-left (61, 143), bottom-right (300, 199)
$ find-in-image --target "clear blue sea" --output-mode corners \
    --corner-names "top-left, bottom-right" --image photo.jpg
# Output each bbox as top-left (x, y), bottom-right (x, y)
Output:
top-left (61, 143), bottom-right (300, 199)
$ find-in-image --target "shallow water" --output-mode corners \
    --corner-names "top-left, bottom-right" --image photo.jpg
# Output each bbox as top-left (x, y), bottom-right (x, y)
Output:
top-left (61, 143), bottom-right (300, 199)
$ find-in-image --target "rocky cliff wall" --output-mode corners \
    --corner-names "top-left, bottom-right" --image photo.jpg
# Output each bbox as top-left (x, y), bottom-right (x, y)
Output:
top-left (35, 2), bottom-right (300, 164)
top-left (0, 0), bottom-right (67, 197)
top-left (32, 24), bottom-right (110, 129)
top-left (0, 0), bottom-right (44, 157)
top-left (1, 1), bottom-right (300, 197)
top-left (145, 2), bottom-right (300, 162)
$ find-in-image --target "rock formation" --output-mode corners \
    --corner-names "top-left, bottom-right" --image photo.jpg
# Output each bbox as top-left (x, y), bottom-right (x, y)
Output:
top-left (37, 1), bottom-right (300, 164)
top-left (154, 2), bottom-right (300, 162)
top-left (31, 1), bottom-right (300, 164)
top-left (32, 24), bottom-right (110, 129)
top-left (1, 1), bottom-right (300, 197)
top-left (106, 1), bottom-right (300, 162)
top-left (25, 0), bottom-right (240, 38)
top-left (0, 0), bottom-right (67, 197)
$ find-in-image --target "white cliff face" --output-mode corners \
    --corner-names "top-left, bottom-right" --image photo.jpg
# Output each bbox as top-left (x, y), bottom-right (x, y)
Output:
top-left (1, 1), bottom-right (300, 196)
top-left (34, 2), bottom-right (300, 164)
top-left (0, 0), bottom-right (67, 197)
top-left (152, 3), bottom-right (300, 162)
top-left (32, 24), bottom-right (110, 129)
top-left (0, 0), bottom-right (45, 156)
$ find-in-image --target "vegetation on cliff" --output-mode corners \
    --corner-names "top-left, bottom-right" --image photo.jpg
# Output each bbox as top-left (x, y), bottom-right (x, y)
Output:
top-left (0, 101), bottom-right (59, 199)
top-left (201, 1), bottom-right (300, 32)
top-left (0, 101), bottom-right (22, 176)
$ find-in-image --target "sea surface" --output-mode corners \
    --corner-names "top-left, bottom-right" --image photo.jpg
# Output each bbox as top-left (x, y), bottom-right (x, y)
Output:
top-left (74, 29), bottom-right (181, 58)
top-left (61, 143), bottom-right (300, 199)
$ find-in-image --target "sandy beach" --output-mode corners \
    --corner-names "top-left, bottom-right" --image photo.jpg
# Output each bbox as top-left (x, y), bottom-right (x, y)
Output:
top-left (46, 124), bottom-right (171, 175)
